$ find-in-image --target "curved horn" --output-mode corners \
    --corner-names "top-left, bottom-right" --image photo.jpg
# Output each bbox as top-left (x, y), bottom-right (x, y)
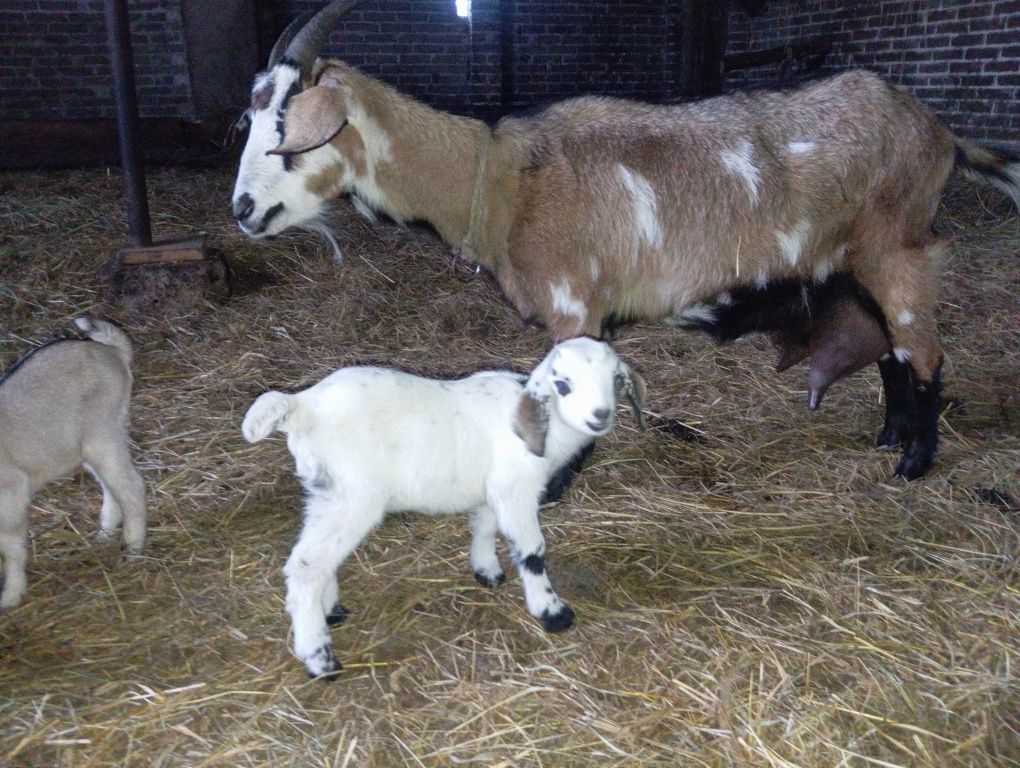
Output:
top-left (282, 0), bottom-right (369, 75)
top-left (267, 9), bottom-right (317, 68)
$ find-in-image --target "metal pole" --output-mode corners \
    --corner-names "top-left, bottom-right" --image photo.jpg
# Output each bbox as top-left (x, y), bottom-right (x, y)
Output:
top-left (103, 0), bottom-right (152, 247)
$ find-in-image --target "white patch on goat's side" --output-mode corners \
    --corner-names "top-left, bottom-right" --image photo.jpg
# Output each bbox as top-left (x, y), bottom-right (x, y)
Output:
top-left (678, 304), bottom-right (716, 325)
top-left (893, 347), bottom-right (912, 363)
top-left (717, 291), bottom-right (733, 306)
top-left (550, 280), bottom-right (587, 324)
top-left (776, 218), bottom-right (812, 267)
top-left (754, 271), bottom-right (769, 289)
top-left (719, 139), bottom-right (761, 206)
top-left (897, 310), bottom-right (915, 326)
top-left (813, 258), bottom-right (834, 283)
top-left (814, 242), bottom-right (848, 282)
top-left (788, 141), bottom-right (817, 155)
top-left (615, 164), bottom-right (662, 250)
top-left (589, 257), bottom-right (601, 282)
top-left (346, 112), bottom-right (395, 215)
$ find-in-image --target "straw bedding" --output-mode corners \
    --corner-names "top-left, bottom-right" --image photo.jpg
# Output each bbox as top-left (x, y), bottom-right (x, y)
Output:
top-left (0, 167), bottom-right (1017, 767)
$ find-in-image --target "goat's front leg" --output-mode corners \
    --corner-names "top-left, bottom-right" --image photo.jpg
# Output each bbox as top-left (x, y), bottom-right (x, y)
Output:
top-left (469, 505), bottom-right (505, 587)
top-left (0, 471), bottom-right (31, 609)
top-left (488, 483), bottom-right (574, 632)
top-left (284, 495), bottom-right (383, 678)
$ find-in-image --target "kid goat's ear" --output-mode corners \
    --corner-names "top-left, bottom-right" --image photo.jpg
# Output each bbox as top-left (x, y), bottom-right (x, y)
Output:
top-left (513, 392), bottom-right (549, 457)
top-left (615, 361), bottom-right (647, 430)
top-left (268, 83), bottom-right (348, 156)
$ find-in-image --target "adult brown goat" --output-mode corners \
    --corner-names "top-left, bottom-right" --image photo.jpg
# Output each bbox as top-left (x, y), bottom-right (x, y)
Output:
top-left (231, 0), bottom-right (1019, 480)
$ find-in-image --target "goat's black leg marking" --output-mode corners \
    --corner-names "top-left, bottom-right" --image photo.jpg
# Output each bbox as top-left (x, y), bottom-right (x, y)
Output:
top-left (877, 355), bottom-right (916, 449)
top-left (325, 603), bottom-right (350, 627)
top-left (522, 554), bottom-right (545, 575)
top-left (540, 443), bottom-right (595, 504)
top-left (894, 359), bottom-right (942, 481)
top-left (474, 571), bottom-right (506, 588)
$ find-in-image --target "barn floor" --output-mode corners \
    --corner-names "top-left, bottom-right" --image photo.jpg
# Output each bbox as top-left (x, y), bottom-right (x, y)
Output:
top-left (0, 167), bottom-right (1017, 767)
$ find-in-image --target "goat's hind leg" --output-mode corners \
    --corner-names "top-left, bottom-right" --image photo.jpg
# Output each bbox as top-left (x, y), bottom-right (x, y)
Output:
top-left (0, 471), bottom-right (31, 609)
top-left (83, 435), bottom-right (146, 552)
top-left (285, 495), bottom-right (383, 678)
top-left (855, 244), bottom-right (945, 480)
top-left (876, 353), bottom-right (916, 450)
top-left (321, 577), bottom-right (349, 627)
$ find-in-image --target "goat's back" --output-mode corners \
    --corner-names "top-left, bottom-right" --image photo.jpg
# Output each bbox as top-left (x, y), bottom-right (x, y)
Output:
top-left (495, 70), bottom-right (955, 325)
top-left (0, 340), bottom-right (132, 487)
top-left (284, 367), bottom-right (532, 514)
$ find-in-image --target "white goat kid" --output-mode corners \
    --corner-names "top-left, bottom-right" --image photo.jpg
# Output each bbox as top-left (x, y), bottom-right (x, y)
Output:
top-left (0, 319), bottom-right (146, 609)
top-left (242, 337), bottom-right (644, 678)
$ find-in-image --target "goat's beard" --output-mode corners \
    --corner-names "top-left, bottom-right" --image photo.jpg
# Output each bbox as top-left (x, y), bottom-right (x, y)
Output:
top-left (298, 209), bottom-right (344, 264)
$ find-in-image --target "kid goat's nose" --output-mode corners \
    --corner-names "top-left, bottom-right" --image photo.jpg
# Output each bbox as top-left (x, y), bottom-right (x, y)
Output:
top-left (233, 193), bottom-right (255, 222)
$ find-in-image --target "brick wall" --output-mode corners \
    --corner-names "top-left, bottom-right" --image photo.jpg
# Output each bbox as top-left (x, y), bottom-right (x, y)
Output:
top-left (0, 0), bottom-right (194, 121)
top-left (275, 0), bottom-right (677, 116)
top-left (1, 0), bottom-right (1016, 149)
top-left (726, 0), bottom-right (1019, 146)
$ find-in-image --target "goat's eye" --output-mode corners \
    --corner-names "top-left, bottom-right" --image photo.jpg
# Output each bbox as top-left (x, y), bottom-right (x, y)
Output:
top-left (554, 380), bottom-right (571, 396)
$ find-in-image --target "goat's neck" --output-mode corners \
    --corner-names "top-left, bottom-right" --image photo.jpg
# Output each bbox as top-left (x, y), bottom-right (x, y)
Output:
top-left (341, 67), bottom-right (488, 250)
top-left (544, 419), bottom-right (593, 474)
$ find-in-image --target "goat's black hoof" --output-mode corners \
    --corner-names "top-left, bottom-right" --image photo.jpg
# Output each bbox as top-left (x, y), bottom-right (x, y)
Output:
top-left (310, 666), bottom-right (342, 682)
top-left (893, 444), bottom-right (935, 481)
top-left (326, 603), bottom-right (350, 626)
top-left (474, 571), bottom-right (505, 588)
top-left (306, 644), bottom-right (342, 680)
top-left (540, 604), bottom-right (575, 633)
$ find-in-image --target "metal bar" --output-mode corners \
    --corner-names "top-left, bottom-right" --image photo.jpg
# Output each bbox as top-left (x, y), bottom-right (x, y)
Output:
top-left (103, 0), bottom-right (152, 247)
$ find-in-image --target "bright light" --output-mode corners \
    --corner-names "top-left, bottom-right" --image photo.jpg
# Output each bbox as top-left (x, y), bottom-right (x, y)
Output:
top-left (455, 0), bottom-right (471, 19)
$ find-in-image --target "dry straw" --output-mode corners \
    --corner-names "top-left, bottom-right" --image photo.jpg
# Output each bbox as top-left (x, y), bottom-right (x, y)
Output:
top-left (0, 168), bottom-right (1017, 767)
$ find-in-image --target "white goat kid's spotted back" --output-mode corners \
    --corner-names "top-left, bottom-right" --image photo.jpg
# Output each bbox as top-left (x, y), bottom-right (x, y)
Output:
top-left (241, 338), bottom-right (645, 678)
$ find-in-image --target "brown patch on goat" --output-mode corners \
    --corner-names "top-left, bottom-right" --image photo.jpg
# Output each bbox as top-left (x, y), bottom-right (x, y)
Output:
top-left (513, 394), bottom-right (548, 457)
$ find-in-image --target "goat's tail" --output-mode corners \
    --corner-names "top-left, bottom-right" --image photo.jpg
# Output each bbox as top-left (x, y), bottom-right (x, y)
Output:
top-left (953, 136), bottom-right (1020, 210)
top-left (242, 391), bottom-right (295, 443)
top-left (75, 317), bottom-right (132, 367)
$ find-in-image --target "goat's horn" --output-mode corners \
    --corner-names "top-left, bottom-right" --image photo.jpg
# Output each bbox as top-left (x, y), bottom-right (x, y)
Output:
top-left (267, 9), bottom-right (317, 68)
top-left (282, 0), bottom-right (369, 75)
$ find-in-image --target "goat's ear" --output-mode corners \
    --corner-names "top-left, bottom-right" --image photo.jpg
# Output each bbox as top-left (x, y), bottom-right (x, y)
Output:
top-left (513, 393), bottom-right (548, 457)
top-left (615, 361), bottom-right (647, 430)
top-left (224, 109), bottom-right (251, 148)
top-left (268, 84), bottom-right (348, 155)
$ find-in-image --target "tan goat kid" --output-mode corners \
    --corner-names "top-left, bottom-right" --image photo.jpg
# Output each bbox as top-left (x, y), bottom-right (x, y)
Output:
top-left (231, 0), bottom-right (1020, 481)
top-left (0, 319), bottom-right (146, 609)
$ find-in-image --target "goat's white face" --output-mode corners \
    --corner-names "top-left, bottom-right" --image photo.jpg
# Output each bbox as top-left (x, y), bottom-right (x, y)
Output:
top-left (536, 338), bottom-right (634, 437)
top-left (231, 65), bottom-right (342, 239)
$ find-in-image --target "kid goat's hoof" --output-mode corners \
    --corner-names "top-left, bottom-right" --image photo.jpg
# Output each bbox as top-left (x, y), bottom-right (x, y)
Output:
top-left (474, 570), bottom-right (506, 588)
top-left (304, 644), bottom-right (342, 680)
top-left (541, 605), bottom-right (575, 633)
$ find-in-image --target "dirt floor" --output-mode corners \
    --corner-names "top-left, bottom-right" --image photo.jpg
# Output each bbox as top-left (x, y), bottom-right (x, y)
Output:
top-left (0, 167), bottom-right (1017, 767)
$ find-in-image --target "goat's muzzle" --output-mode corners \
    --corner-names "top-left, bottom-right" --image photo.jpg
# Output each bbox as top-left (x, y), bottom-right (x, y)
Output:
top-left (233, 193), bottom-right (256, 223)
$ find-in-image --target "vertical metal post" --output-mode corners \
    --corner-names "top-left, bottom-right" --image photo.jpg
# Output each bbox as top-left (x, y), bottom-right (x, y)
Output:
top-left (499, 0), bottom-right (515, 113)
top-left (103, 0), bottom-right (152, 247)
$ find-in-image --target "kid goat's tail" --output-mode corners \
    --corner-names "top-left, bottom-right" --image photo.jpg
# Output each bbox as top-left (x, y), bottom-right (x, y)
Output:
top-left (242, 391), bottom-right (295, 443)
